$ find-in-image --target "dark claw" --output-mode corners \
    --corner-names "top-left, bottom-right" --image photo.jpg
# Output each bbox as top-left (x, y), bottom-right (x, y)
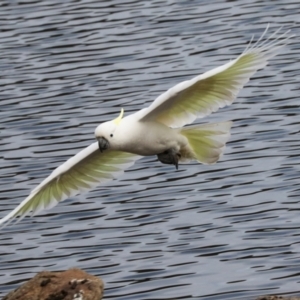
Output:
top-left (157, 149), bottom-right (180, 170)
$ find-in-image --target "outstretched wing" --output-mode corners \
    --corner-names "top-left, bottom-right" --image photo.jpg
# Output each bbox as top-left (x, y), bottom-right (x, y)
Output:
top-left (0, 143), bottom-right (140, 226)
top-left (138, 26), bottom-right (291, 128)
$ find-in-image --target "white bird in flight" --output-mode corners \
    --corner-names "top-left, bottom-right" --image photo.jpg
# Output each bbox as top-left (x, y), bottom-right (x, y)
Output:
top-left (0, 26), bottom-right (291, 226)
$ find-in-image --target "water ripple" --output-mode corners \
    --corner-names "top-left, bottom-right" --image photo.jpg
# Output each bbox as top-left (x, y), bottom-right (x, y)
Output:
top-left (0, 0), bottom-right (300, 299)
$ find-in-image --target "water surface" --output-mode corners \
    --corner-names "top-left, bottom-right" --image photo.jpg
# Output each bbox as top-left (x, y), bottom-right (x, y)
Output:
top-left (0, 1), bottom-right (300, 299)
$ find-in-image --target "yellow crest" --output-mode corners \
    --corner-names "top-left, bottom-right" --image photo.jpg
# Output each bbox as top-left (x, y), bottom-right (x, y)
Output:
top-left (113, 108), bottom-right (124, 125)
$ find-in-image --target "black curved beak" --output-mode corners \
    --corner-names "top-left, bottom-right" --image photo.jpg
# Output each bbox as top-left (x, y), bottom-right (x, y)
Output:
top-left (98, 137), bottom-right (109, 152)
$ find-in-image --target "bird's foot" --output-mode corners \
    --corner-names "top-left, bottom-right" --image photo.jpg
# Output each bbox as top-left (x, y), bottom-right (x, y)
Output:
top-left (157, 149), bottom-right (181, 170)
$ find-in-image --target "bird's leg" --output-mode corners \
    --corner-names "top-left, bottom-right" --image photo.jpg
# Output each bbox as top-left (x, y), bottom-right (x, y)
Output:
top-left (157, 148), bottom-right (181, 170)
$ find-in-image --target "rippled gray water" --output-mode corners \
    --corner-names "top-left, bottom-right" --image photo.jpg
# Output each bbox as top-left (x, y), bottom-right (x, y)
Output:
top-left (0, 1), bottom-right (299, 299)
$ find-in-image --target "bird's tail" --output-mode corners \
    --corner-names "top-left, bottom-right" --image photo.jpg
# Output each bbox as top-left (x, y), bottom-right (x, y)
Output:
top-left (180, 121), bottom-right (232, 164)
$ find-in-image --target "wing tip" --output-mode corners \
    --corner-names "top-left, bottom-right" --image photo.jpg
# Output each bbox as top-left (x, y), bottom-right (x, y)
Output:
top-left (0, 213), bottom-right (16, 229)
top-left (243, 24), bottom-right (294, 58)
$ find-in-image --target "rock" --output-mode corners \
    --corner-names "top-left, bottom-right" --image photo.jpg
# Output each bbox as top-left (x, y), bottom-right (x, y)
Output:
top-left (257, 296), bottom-right (300, 300)
top-left (2, 268), bottom-right (104, 300)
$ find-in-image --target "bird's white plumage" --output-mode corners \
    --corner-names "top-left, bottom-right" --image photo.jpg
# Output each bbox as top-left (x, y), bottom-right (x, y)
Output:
top-left (0, 26), bottom-right (291, 226)
top-left (0, 143), bottom-right (140, 226)
top-left (137, 26), bottom-right (290, 128)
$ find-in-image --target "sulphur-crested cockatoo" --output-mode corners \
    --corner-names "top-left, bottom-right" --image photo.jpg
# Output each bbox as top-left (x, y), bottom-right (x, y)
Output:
top-left (0, 26), bottom-right (290, 226)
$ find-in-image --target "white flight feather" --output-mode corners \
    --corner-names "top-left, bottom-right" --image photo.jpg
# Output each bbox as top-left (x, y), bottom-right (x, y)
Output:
top-left (137, 27), bottom-right (292, 128)
top-left (0, 143), bottom-right (140, 226)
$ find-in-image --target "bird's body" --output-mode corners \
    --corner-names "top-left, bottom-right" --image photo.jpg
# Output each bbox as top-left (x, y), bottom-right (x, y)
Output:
top-left (96, 112), bottom-right (231, 166)
top-left (102, 114), bottom-right (186, 156)
top-left (0, 26), bottom-right (291, 226)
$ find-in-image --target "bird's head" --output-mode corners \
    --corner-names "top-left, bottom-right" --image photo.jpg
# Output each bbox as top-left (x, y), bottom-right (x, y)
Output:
top-left (95, 108), bottom-right (124, 152)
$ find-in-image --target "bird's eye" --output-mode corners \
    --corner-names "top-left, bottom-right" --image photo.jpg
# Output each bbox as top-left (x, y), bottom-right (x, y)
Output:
top-left (110, 134), bottom-right (113, 137)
